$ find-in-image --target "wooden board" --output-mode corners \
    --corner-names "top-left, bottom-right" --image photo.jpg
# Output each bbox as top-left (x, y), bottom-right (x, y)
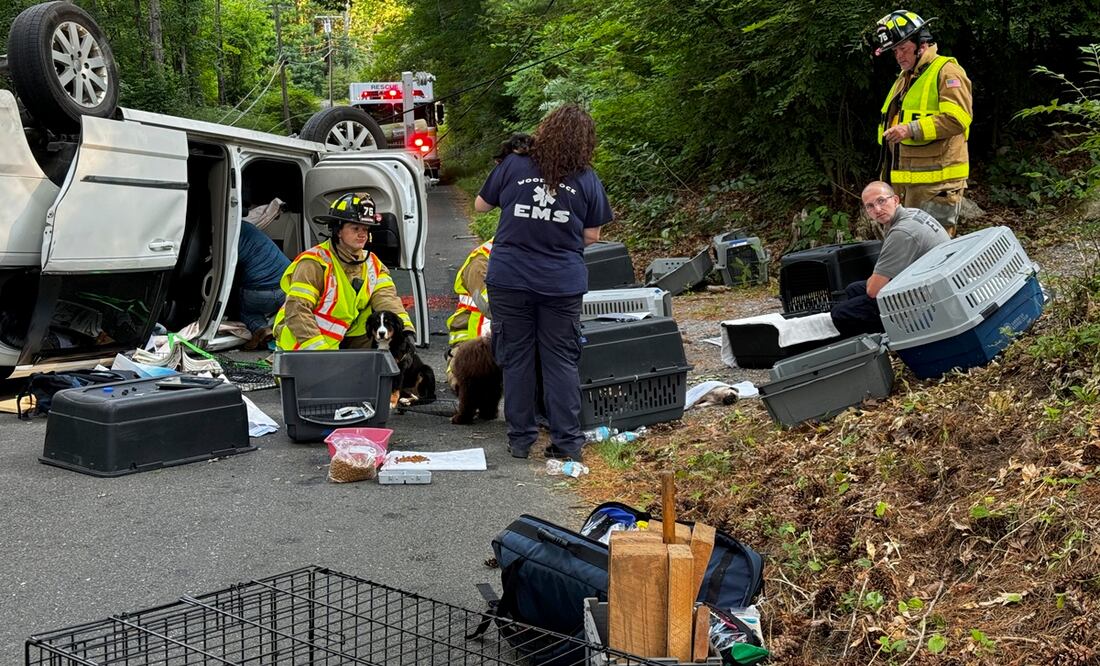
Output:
top-left (666, 544), bottom-right (695, 662)
top-left (0, 396), bottom-right (34, 414)
top-left (692, 604), bottom-right (711, 662)
top-left (689, 522), bottom-right (717, 598)
top-left (608, 534), bottom-right (669, 658)
top-left (646, 520), bottom-right (691, 544)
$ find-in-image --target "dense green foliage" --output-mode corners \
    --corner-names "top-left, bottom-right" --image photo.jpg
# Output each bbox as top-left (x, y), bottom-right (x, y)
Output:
top-left (0, 0), bottom-right (411, 134)
top-left (366, 0), bottom-right (1100, 231)
top-left (3, 0), bottom-right (1098, 236)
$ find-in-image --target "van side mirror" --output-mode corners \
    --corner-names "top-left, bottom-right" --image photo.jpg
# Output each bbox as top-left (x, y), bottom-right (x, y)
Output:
top-left (435, 102), bottom-right (445, 125)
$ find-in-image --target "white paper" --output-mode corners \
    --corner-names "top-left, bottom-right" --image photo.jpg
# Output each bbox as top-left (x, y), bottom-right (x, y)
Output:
top-left (213, 373), bottom-right (278, 437)
top-left (700, 336), bottom-right (724, 347)
top-left (383, 448), bottom-right (487, 471)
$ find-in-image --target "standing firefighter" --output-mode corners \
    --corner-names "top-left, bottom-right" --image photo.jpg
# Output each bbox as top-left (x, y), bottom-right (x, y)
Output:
top-left (874, 10), bottom-right (972, 236)
top-left (273, 193), bottom-right (414, 351)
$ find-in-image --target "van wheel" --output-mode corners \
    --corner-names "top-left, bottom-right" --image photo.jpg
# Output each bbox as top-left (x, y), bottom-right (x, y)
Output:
top-left (6, 1), bottom-right (119, 133)
top-left (300, 106), bottom-right (387, 153)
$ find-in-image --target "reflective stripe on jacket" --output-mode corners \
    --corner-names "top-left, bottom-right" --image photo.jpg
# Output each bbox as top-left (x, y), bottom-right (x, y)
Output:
top-left (446, 239), bottom-right (493, 347)
top-left (273, 241), bottom-right (400, 351)
top-left (878, 46), bottom-right (973, 186)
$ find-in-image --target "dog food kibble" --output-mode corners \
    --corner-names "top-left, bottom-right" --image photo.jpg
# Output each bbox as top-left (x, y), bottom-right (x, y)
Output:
top-left (328, 454), bottom-right (378, 483)
top-left (395, 455), bottom-right (430, 464)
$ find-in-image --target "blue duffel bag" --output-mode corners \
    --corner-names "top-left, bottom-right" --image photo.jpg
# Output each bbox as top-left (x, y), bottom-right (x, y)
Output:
top-left (471, 505), bottom-right (764, 663)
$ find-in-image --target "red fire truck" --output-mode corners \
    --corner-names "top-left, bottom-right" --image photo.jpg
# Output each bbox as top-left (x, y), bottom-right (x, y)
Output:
top-left (349, 74), bottom-right (443, 178)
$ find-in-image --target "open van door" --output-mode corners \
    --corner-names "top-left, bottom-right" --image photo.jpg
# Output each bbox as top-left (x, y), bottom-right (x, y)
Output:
top-left (303, 152), bottom-right (429, 345)
top-left (42, 117), bottom-right (189, 272)
top-left (20, 116), bottom-right (189, 363)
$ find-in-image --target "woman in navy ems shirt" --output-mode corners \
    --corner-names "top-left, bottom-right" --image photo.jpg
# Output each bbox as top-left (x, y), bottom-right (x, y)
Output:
top-left (474, 104), bottom-right (613, 461)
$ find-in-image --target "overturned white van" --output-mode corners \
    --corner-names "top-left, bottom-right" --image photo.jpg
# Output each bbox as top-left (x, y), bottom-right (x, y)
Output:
top-left (0, 3), bottom-right (429, 379)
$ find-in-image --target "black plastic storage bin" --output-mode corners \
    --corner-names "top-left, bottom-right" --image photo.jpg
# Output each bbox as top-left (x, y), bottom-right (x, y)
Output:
top-left (41, 376), bottom-right (252, 477)
top-left (583, 241), bottom-right (636, 290)
top-left (578, 317), bottom-right (692, 430)
top-left (779, 240), bottom-right (882, 314)
top-left (273, 350), bottom-right (400, 442)
top-left (722, 314), bottom-right (845, 369)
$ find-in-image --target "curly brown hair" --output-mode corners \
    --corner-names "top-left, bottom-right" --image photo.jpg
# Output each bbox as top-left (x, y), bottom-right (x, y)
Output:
top-left (531, 104), bottom-right (597, 194)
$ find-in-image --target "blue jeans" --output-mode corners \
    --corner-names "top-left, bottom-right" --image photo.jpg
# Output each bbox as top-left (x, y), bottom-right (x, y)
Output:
top-left (239, 286), bottom-right (285, 333)
top-left (487, 286), bottom-right (584, 459)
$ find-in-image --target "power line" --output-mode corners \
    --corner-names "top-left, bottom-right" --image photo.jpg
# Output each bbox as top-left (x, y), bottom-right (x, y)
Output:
top-left (435, 0), bottom-right (560, 146)
top-left (216, 57), bottom-right (285, 124)
top-left (433, 45), bottom-right (579, 147)
top-left (229, 57), bottom-right (287, 126)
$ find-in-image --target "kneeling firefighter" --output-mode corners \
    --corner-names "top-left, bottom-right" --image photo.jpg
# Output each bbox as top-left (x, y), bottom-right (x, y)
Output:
top-left (273, 193), bottom-right (414, 351)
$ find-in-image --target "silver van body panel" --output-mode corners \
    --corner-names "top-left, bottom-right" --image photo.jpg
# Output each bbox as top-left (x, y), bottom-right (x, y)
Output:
top-left (120, 107), bottom-right (328, 157)
top-left (42, 116), bottom-right (189, 273)
top-left (0, 90), bottom-right (60, 267)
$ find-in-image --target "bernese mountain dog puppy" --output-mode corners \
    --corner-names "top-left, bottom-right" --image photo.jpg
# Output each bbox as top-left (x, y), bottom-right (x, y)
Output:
top-left (365, 310), bottom-right (436, 407)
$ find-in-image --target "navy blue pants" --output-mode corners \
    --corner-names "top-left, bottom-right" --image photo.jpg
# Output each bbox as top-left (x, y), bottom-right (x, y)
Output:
top-left (487, 286), bottom-right (584, 459)
top-left (830, 280), bottom-right (886, 338)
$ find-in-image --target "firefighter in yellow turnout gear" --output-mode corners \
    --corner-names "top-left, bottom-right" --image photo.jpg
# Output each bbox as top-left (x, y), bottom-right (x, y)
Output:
top-left (446, 239), bottom-right (493, 348)
top-left (444, 238), bottom-right (493, 380)
top-left (874, 10), bottom-right (972, 236)
top-left (273, 193), bottom-right (413, 351)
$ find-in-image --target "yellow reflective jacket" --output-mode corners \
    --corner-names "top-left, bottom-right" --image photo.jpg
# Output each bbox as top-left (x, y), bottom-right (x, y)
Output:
top-left (878, 45), bottom-right (973, 187)
top-left (273, 240), bottom-right (411, 351)
top-left (446, 239), bottom-right (493, 347)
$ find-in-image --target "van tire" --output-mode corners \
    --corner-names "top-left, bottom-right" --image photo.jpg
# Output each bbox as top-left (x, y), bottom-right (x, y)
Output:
top-left (300, 106), bottom-right (387, 152)
top-left (7, 2), bottom-right (119, 133)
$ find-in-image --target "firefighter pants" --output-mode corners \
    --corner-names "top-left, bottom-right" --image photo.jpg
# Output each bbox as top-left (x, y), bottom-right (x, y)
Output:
top-left (487, 285), bottom-right (584, 460)
top-left (898, 182), bottom-right (965, 237)
top-left (830, 280), bottom-right (887, 338)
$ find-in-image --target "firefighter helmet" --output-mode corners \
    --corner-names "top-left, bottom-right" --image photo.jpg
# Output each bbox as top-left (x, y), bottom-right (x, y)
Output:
top-left (315, 193), bottom-right (381, 238)
top-left (873, 10), bottom-right (935, 56)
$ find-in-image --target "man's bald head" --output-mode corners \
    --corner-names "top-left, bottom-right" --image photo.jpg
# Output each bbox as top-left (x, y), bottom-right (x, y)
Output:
top-left (862, 181), bottom-right (896, 199)
top-left (862, 180), bottom-right (900, 224)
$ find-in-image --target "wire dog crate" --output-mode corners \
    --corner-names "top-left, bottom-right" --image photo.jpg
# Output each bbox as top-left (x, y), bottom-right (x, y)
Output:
top-left (26, 566), bottom-right (666, 666)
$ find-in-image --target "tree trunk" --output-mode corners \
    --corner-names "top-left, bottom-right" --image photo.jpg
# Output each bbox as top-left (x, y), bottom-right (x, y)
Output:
top-left (179, 43), bottom-right (189, 103)
top-left (215, 0), bottom-right (225, 105)
top-left (148, 0), bottom-right (164, 67)
top-left (132, 0), bottom-right (146, 68)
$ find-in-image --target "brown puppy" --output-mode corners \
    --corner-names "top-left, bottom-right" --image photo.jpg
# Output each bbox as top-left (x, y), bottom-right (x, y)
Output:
top-left (448, 336), bottom-right (502, 425)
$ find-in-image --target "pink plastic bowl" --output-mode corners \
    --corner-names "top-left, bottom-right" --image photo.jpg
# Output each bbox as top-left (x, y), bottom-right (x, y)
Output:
top-left (324, 427), bottom-right (394, 459)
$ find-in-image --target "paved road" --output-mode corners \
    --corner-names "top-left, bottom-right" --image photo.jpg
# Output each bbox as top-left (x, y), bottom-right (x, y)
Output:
top-left (0, 186), bottom-right (577, 661)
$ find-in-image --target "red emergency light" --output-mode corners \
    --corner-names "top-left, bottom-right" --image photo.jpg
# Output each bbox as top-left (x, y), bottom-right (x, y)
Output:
top-left (410, 132), bottom-right (434, 155)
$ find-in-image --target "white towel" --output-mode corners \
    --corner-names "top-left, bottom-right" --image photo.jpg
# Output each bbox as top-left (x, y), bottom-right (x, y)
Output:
top-left (720, 312), bottom-right (840, 368)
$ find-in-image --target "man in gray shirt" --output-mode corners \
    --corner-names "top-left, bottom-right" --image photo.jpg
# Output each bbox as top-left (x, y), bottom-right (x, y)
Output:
top-left (831, 181), bottom-right (951, 336)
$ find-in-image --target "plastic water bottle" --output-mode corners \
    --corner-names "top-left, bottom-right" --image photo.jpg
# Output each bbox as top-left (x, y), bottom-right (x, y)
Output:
top-left (609, 427), bottom-right (647, 444)
top-left (583, 426), bottom-right (618, 443)
top-left (545, 459), bottom-right (590, 477)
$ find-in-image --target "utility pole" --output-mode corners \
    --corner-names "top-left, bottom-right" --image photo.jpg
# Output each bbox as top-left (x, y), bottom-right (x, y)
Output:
top-left (273, 1), bottom-right (291, 130)
top-left (401, 70), bottom-right (416, 150)
top-left (316, 15), bottom-right (341, 108)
